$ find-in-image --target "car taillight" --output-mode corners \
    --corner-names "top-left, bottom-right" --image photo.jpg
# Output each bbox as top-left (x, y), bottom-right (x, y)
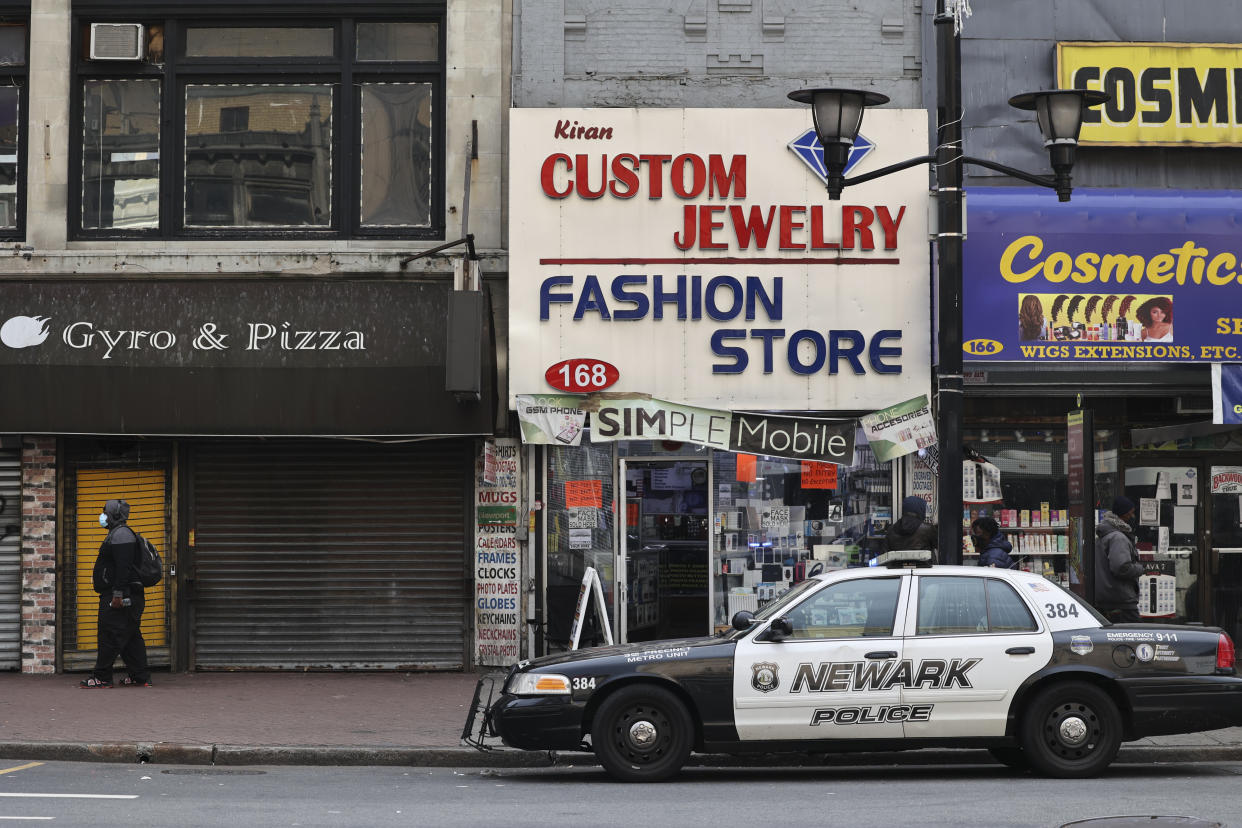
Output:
top-left (1217, 633), bottom-right (1236, 672)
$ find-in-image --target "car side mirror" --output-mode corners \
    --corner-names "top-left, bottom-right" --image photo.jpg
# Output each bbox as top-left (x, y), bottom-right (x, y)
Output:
top-left (731, 610), bottom-right (756, 631)
top-left (764, 617), bottom-right (793, 642)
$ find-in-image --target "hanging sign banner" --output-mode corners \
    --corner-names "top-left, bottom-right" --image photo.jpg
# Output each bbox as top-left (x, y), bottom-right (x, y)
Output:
top-left (515, 394), bottom-right (587, 445)
top-left (518, 393), bottom-right (858, 464)
top-left (1212, 364), bottom-right (1242, 424)
top-left (859, 394), bottom-right (936, 462)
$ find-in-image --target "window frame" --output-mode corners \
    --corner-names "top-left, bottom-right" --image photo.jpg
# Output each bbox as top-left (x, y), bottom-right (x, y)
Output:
top-left (914, 574), bottom-right (1040, 636)
top-left (0, 12), bottom-right (28, 241)
top-left (781, 575), bottom-right (904, 641)
top-left (70, 8), bottom-right (445, 241)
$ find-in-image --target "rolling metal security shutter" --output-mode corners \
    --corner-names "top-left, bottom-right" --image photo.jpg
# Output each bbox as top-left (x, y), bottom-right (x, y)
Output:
top-left (0, 451), bottom-right (19, 670)
top-left (191, 440), bottom-right (470, 669)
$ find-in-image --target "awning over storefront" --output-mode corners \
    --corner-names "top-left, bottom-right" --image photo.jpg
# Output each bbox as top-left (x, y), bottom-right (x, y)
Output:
top-left (0, 280), bottom-right (494, 436)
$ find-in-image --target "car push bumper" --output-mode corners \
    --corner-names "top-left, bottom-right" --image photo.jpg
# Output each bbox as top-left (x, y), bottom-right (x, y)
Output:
top-left (462, 672), bottom-right (589, 753)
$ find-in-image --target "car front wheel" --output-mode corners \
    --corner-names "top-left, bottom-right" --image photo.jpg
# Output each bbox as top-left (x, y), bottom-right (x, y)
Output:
top-left (592, 684), bottom-right (693, 782)
top-left (1020, 681), bottom-right (1122, 778)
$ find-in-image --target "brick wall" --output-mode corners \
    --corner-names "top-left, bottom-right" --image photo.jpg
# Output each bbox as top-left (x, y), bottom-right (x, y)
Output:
top-left (21, 437), bottom-right (56, 674)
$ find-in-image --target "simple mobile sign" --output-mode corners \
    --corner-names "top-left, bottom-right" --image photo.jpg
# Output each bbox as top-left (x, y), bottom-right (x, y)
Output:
top-left (508, 108), bottom-right (931, 412)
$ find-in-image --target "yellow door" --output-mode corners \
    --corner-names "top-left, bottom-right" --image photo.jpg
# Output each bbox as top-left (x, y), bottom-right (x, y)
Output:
top-left (75, 469), bottom-right (168, 649)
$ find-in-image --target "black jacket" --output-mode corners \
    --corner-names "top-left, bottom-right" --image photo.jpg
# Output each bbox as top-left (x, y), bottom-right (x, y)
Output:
top-left (1095, 511), bottom-right (1143, 608)
top-left (93, 525), bottom-right (140, 598)
top-left (885, 512), bottom-right (938, 562)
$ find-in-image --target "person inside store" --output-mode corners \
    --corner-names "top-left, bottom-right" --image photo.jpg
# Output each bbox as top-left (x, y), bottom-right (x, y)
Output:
top-left (969, 516), bottom-right (1015, 568)
top-left (885, 495), bottom-right (938, 562)
top-left (80, 499), bottom-right (152, 689)
top-left (1094, 496), bottom-right (1144, 623)
top-left (1136, 297), bottom-right (1173, 342)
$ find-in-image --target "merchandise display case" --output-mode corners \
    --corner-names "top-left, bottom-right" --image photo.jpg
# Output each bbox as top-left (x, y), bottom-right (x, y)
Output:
top-left (962, 428), bottom-right (1071, 585)
top-left (962, 426), bottom-right (1121, 587)
top-left (711, 440), bottom-right (893, 629)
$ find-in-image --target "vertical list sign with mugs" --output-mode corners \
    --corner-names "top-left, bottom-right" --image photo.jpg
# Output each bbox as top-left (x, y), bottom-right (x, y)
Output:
top-left (475, 438), bottom-right (522, 666)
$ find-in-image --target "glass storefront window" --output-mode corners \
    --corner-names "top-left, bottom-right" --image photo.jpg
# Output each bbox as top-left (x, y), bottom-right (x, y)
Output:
top-left (712, 438), bottom-right (892, 630)
top-left (544, 442), bottom-right (615, 651)
top-left (962, 426), bottom-right (1069, 583)
top-left (1210, 465), bottom-right (1242, 646)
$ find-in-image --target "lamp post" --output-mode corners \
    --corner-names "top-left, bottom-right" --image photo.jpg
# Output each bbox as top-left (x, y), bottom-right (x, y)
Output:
top-left (789, 4), bottom-right (1107, 564)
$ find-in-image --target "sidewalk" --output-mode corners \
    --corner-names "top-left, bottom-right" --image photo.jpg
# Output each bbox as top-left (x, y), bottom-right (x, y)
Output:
top-left (1, 670), bottom-right (1240, 768)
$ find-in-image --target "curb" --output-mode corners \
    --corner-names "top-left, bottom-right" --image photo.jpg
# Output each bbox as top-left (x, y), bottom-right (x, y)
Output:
top-left (3, 742), bottom-right (1242, 768)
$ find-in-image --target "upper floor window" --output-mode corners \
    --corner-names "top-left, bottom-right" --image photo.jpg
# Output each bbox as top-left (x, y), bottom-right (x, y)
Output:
top-left (0, 19), bottom-right (26, 237)
top-left (73, 14), bottom-right (443, 239)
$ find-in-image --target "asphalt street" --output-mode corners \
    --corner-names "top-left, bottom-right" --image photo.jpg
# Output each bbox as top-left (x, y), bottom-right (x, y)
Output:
top-left (0, 759), bottom-right (1239, 827)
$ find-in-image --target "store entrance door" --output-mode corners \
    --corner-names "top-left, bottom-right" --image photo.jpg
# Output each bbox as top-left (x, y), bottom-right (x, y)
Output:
top-left (619, 459), bottom-right (710, 643)
top-left (1208, 466), bottom-right (1242, 650)
top-left (1121, 461), bottom-right (1206, 624)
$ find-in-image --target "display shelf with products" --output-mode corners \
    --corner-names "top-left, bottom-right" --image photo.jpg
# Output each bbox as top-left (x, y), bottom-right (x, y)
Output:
top-left (961, 428), bottom-right (1073, 584)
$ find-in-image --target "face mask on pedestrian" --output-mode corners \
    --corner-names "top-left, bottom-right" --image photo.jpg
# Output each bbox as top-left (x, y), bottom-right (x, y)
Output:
top-left (99, 513), bottom-right (109, 528)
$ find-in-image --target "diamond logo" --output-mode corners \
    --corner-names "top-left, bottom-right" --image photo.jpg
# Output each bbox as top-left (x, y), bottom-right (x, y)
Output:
top-left (787, 129), bottom-right (875, 186)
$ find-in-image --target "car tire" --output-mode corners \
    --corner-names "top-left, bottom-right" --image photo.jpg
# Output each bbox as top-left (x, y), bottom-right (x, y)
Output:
top-left (592, 684), bottom-right (693, 782)
top-left (1019, 681), bottom-right (1122, 778)
top-left (986, 746), bottom-right (1030, 770)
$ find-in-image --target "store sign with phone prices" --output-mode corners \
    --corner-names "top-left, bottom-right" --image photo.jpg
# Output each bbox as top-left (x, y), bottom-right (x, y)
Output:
top-left (508, 107), bottom-right (931, 412)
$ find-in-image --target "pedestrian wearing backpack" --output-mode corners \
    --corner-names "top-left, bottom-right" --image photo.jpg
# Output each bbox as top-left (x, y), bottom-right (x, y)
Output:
top-left (81, 499), bottom-right (152, 688)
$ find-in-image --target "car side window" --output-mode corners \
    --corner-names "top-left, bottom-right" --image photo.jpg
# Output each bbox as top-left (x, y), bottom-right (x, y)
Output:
top-left (782, 577), bottom-right (901, 640)
top-left (986, 579), bottom-right (1038, 632)
top-left (916, 576), bottom-right (987, 635)
top-left (916, 576), bottom-right (1039, 635)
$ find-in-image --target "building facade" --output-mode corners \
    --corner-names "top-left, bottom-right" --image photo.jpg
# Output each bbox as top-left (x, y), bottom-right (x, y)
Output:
top-left (1, 0), bottom-right (512, 673)
top-left (948, 0), bottom-right (1242, 644)
top-left (508, 0), bottom-right (931, 656)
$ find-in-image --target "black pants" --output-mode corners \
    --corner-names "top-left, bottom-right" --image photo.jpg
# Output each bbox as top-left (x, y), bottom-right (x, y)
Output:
top-left (92, 591), bottom-right (150, 683)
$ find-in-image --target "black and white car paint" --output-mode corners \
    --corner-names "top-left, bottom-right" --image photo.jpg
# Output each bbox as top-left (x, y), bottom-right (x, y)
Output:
top-left (465, 562), bottom-right (1242, 782)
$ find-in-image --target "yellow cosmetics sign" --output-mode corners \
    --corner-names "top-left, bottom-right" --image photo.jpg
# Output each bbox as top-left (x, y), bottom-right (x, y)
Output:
top-left (1057, 42), bottom-right (1242, 145)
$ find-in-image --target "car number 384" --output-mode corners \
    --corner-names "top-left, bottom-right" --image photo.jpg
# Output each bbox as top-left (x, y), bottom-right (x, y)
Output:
top-left (464, 554), bottom-right (1242, 782)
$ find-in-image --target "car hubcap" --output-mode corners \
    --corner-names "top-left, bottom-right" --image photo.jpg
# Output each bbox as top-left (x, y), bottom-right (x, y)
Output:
top-left (628, 720), bottom-right (657, 749)
top-left (612, 703), bottom-right (672, 764)
top-left (1044, 701), bottom-right (1101, 760)
top-left (1059, 716), bottom-right (1088, 745)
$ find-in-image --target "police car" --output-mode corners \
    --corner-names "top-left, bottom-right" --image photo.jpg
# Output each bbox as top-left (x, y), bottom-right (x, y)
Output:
top-left (463, 552), bottom-right (1242, 782)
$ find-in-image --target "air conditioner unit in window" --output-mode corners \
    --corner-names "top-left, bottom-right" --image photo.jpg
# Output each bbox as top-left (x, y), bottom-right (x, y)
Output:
top-left (89, 23), bottom-right (145, 61)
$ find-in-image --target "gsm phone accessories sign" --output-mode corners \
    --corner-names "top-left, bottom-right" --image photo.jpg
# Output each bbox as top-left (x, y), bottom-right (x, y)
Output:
top-left (1058, 42), bottom-right (1242, 146)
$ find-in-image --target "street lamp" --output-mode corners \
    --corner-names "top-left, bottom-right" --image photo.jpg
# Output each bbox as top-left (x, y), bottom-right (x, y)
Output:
top-left (787, 85), bottom-right (1107, 203)
top-left (788, 10), bottom-right (1108, 564)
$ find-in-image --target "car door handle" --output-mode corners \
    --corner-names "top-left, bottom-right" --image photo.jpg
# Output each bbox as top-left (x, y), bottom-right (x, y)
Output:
top-left (864, 651), bottom-right (898, 660)
top-left (1006, 646), bottom-right (1035, 655)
